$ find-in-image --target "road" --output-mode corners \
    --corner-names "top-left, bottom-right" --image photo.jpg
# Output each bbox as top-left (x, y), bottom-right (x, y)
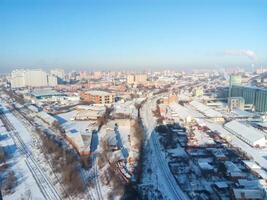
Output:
top-left (141, 96), bottom-right (188, 200)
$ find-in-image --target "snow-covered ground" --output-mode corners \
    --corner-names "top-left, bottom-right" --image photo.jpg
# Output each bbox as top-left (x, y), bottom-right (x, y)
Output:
top-left (113, 100), bottom-right (140, 119)
top-left (0, 103), bottom-right (45, 200)
top-left (140, 95), bottom-right (188, 200)
top-left (57, 110), bottom-right (96, 133)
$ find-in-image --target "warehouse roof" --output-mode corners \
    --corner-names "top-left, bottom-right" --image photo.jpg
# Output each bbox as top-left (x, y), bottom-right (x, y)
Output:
top-left (230, 109), bottom-right (255, 118)
top-left (31, 89), bottom-right (65, 98)
top-left (169, 103), bottom-right (203, 119)
top-left (224, 120), bottom-right (265, 144)
top-left (190, 101), bottom-right (223, 118)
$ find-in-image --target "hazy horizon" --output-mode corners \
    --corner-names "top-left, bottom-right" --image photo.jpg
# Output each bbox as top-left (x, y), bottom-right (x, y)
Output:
top-left (1, 0), bottom-right (267, 72)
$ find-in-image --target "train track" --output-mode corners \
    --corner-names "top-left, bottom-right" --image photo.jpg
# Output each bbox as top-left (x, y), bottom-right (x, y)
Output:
top-left (3, 99), bottom-right (104, 200)
top-left (15, 105), bottom-right (102, 200)
top-left (92, 155), bottom-right (104, 200)
top-left (141, 96), bottom-right (188, 200)
top-left (10, 106), bottom-right (76, 200)
top-left (0, 108), bottom-right (62, 200)
top-left (151, 132), bottom-right (188, 200)
top-left (80, 166), bottom-right (97, 200)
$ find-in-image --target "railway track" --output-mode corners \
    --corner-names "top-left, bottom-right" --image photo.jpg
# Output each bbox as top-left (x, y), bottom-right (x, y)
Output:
top-left (2, 99), bottom-right (104, 200)
top-left (14, 105), bottom-right (102, 200)
top-left (0, 108), bottom-right (62, 200)
top-left (92, 155), bottom-right (103, 200)
top-left (141, 96), bottom-right (188, 200)
top-left (10, 106), bottom-right (75, 200)
top-left (151, 132), bottom-right (187, 200)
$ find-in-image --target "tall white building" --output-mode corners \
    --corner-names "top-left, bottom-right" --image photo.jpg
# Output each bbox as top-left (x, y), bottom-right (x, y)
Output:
top-left (47, 74), bottom-right (58, 87)
top-left (50, 69), bottom-right (65, 79)
top-left (10, 69), bottom-right (58, 88)
top-left (10, 70), bottom-right (26, 88)
top-left (25, 69), bottom-right (48, 87)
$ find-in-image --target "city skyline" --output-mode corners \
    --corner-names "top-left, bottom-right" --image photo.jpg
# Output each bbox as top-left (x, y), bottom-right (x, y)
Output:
top-left (1, 0), bottom-right (267, 72)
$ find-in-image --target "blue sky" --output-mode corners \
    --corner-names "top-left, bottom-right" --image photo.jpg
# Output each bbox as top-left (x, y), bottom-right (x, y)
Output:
top-left (0, 0), bottom-right (266, 72)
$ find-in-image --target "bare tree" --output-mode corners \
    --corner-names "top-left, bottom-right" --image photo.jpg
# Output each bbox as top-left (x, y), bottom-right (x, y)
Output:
top-left (3, 170), bottom-right (17, 194)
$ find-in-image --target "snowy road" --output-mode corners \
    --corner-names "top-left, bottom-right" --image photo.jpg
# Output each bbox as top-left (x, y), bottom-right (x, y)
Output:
top-left (141, 96), bottom-right (188, 200)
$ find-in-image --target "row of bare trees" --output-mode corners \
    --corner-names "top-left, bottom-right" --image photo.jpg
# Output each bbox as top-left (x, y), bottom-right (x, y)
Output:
top-left (0, 125), bottom-right (17, 195)
top-left (153, 104), bottom-right (164, 124)
top-left (97, 138), bottom-right (125, 199)
top-left (38, 132), bottom-right (85, 196)
top-left (0, 149), bottom-right (17, 195)
top-left (97, 106), bottom-right (113, 131)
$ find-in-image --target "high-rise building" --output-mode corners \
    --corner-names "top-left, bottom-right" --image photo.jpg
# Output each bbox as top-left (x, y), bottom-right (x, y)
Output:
top-left (228, 97), bottom-right (245, 111)
top-left (229, 75), bottom-right (242, 86)
top-left (230, 85), bottom-right (267, 112)
top-left (229, 74), bottom-right (242, 98)
top-left (127, 75), bottom-right (135, 84)
top-left (127, 74), bottom-right (147, 85)
top-left (25, 69), bottom-right (48, 87)
top-left (50, 69), bottom-right (65, 79)
top-left (135, 74), bottom-right (148, 84)
top-left (10, 70), bottom-right (26, 88)
top-left (47, 74), bottom-right (58, 87)
top-left (255, 67), bottom-right (267, 74)
top-left (10, 69), bottom-right (58, 88)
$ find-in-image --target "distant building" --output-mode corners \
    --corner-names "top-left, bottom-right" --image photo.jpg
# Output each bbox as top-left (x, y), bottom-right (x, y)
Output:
top-left (193, 87), bottom-right (204, 97)
top-left (50, 69), bottom-right (65, 79)
top-left (127, 74), bottom-right (147, 85)
top-left (31, 89), bottom-right (65, 100)
top-left (10, 69), bottom-right (58, 88)
top-left (134, 74), bottom-right (147, 84)
top-left (229, 74), bottom-right (242, 98)
top-left (255, 67), bottom-right (267, 74)
top-left (10, 69), bottom-right (26, 88)
top-left (224, 120), bottom-right (266, 147)
top-left (163, 94), bottom-right (177, 105)
top-left (47, 74), bottom-right (58, 87)
top-left (92, 71), bottom-right (102, 79)
top-left (127, 75), bottom-right (135, 84)
top-left (216, 87), bottom-right (229, 98)
top-left (228, 97), bottom-right (245, 111)
top-left (80, 90), bottom-right (115, 105)
top-left (230, 85), bottom-right (267, 112)
top-left (229, 75), bottom-right (242, 86)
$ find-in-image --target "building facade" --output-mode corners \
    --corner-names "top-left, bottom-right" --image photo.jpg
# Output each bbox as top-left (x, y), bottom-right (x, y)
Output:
top-left (228, 97), bottom-right (245, 111)
top-left (230, 85), bottom-right (267, 112)
top-left (50, 69), bottom-right (65, 79)
top-left (229, 75), bottom-right (242, 86)
top-left (127, 74), bottom-right (147, 85)
top-left (80, 90), bottom-right (115, 105)
top-left (10, 69), bottom-right (58, 88)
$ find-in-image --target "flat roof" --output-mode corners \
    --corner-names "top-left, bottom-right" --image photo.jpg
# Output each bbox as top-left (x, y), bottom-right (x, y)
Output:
top-left (84, 90), bottom-right (113, 96)
top-left (233, 189), bottom-right (264, 199)
top-left (224, 120), bottom-right (265, 144)
top-left (232, 85), bottom-right (267, 92)
top-left (230, 109), bottom-right (255, 118)
top-left (31, 89), bottom-right (64, 97)
top-left (190, 100), bottom-right (223, 118)
top-left (169, 103), bottom-right (203, 119)
top-left (204, 121), bottom-right (267, 170)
